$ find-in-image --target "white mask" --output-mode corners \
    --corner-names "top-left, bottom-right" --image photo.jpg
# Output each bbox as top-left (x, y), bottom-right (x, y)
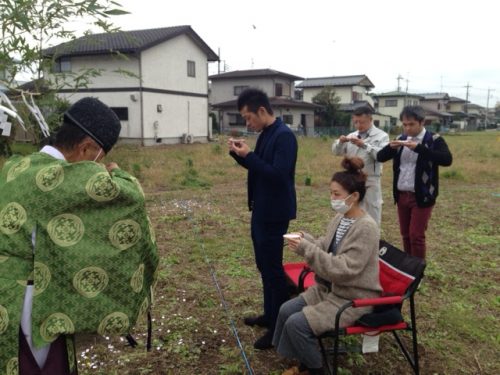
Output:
top-left (331, 194), bottom-right (352, 214)
top-left (93, 148), bottom-right (103, 162)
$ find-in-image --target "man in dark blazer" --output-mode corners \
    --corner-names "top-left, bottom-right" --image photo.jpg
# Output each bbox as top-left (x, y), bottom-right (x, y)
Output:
top-left (228, 88), bottom-right (298, 350)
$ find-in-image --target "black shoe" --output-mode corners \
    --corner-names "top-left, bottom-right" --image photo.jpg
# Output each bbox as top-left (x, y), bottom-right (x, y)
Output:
top-left (244, 315), bottom-right (269, 328)
top-left (253, 330), bottom-right (274, 350)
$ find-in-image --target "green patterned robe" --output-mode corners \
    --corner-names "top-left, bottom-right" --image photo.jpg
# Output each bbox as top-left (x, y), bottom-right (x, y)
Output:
top-left (0, 152), bottom-right (159, 375)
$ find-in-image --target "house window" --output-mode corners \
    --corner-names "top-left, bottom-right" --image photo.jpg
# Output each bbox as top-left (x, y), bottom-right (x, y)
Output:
top-left (283, 114), bottom-right (293, 125)
top-left (275, 83), bottom-right (283, 96)
top-left (352, 91), bottom-right (362, 101)
top-left (228, 113), bottom-right (245, 126)
top-left (187, 60), bottom-right (196, 77)
top-left (52, 57), bottom-right (71, 73)
top-left (110, 107), bottom-right (128, 121)
top-left (384, 99), bottom-right (397, 107)
top-left (234, 86), bottom-right (248, 96)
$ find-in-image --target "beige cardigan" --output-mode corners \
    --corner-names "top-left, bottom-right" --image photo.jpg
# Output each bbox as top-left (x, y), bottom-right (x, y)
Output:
top-left (294, 213), bottom-right (382, 335)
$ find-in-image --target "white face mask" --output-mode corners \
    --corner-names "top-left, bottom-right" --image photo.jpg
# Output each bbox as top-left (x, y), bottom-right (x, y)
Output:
top-left (331, 194), bottom-right (352, 214)
top-left (93, 148), bottom-right (103, 162)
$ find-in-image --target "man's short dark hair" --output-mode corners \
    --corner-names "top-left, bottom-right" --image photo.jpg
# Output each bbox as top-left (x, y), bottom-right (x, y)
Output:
top-left (400, 105), bottom-right (426, 122)
top-left (237, 88), bottom-right (273, 115)
top-left (352, 106), bottom-right (373, 116)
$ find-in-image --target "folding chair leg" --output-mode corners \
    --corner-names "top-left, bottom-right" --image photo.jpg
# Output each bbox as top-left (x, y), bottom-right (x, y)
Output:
top-left (409, 296), bottom-right (420, 375)
top-left (318, 337), bottom-right (333, 375)
top-left (389, 296), bottom-right (420, 375)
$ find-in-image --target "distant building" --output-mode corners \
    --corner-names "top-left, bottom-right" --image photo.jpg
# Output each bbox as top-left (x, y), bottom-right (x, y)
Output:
top-left (297, 75), bottom-right (375, 107)
top-left (373, 91), bottom-right (424, 126)
top-left (209, 69), bottom-right (318, 135)
top-left (447, 96), bottom-right (469, 129)
top-left (43, 25), bottom-right (218, 145)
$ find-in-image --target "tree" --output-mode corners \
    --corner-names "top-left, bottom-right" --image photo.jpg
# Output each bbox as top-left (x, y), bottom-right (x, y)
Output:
top-left (312, 86), bottom-right (343, 127)
top-left (0, 0), bottom-right (128, 88)
top-left (0, 0), bottom-right (128, 154)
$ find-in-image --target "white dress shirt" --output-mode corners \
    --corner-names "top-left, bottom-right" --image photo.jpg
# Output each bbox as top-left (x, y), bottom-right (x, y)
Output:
top-left (397, 128), bottom-right (426, 192)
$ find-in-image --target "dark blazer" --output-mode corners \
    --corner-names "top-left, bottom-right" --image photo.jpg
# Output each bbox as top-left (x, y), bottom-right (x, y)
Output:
top-left (377, 131), bottom-right (452, 207)
top-left (231, 118), bottom-right (297, 222)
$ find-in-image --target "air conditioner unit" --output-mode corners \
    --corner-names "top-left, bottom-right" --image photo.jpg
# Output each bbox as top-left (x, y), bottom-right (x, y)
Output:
top-left (181, 133), bottom-right (194, 144)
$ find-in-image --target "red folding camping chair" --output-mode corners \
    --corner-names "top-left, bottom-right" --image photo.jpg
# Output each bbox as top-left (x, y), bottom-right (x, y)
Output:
top-left (283, 240), bottom-right (426, 375)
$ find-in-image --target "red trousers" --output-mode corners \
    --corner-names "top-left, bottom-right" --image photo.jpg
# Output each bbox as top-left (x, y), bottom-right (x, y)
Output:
top-left (397, 191), bottom-right (434, 259)
top-left (19, 329), bottom-right (77, 375)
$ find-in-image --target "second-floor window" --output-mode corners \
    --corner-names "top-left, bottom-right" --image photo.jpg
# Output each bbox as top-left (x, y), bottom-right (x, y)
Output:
top-left (275, 83), bottom-right (283, 96)
top-left (352, 91), bottom-right (362, 101)
top-left (384, 99), bottom-right (397, 107)
top-left (234, 86), bottom-right (248, 96)
top-left (52, 57), bottom-right (71, 73)
top-left (187, 60), bottom-right (196, 77)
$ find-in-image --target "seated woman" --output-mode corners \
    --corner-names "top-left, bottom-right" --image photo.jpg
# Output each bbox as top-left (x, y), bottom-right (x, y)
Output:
top-left (273, 156), bottom-right (382, 375)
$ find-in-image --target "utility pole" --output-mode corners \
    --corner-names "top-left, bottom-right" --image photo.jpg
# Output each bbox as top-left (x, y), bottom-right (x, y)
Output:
top-left (396, 74), bottom-right (403, 91)
top-left (464, 82), bottom-right (471, 114)
top-left (404, 76), bottom-right (410, 106)
top-left (485, 88), bottom-right (495, 127)
top-left (217, 48), bottom-right (221, 74)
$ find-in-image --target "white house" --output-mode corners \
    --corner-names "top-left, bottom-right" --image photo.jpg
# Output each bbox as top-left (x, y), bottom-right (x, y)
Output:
top-left (373, 91), bottom-right (424, 126)
top-left (43, 25), bottom-right (218, 145)
top-left (209, 69), bottom-right (319, 135)
top-left (297, 75), bottom-right (375, 107)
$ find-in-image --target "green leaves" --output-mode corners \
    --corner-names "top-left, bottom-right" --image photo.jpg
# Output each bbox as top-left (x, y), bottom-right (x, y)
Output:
top-left (0, 0), bottom-right (127, 91)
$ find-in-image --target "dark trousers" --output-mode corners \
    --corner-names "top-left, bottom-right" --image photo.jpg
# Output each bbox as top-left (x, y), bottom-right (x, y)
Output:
top-left (251, 215), bottom-right (290, 331)
top-left (19, 330), bottom-right (77, 375)
top-left (397, 191), bottom-right (434, 259)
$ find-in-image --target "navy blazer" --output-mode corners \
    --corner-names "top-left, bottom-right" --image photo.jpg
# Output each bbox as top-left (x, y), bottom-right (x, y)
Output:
top-left (231, 118), bottom-right (297, 222)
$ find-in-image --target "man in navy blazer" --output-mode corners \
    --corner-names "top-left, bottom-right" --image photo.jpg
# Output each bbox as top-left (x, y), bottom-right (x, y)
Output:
top-left (229, 88), bottom-right (297, 350)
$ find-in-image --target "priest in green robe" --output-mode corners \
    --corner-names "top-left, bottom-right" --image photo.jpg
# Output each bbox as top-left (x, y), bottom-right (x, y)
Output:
top-left (0, 97), bottom-right (159, 375)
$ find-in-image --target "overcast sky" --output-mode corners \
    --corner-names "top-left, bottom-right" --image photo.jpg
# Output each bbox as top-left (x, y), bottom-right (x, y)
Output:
top-left (101, 0), bottom-right (499, 107)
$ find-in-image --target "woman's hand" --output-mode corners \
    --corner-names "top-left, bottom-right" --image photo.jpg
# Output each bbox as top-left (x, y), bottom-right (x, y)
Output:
top-left (284, 232), bottom-right (304, 251)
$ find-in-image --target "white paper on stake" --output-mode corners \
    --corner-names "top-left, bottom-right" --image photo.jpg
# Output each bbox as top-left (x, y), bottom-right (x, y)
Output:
top-left (2, 122), bottom-right (12, 137)
top-left (362, 332), bottom-right (380, 353)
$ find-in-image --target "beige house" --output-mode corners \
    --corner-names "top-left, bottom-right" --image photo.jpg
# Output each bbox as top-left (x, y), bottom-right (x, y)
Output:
top-left (419, 93), bottom-right (454, 127)
top-left (447, 96), bottom-right (469, 129)
top-left (297, 75), bottom-right (375, 106)
top-left (373, 91), bottom-right (424, 126)
top-left (44, 25), bottom-right (218, 145)
top-left (209, 69), bottom-right (318, 135)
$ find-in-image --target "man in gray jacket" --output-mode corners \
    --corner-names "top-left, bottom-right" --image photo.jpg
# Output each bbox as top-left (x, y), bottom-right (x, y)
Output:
top-left (332, 106), bottom-right (389, 226)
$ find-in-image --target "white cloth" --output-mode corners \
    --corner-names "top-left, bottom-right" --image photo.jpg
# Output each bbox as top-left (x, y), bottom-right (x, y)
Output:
top-left (20, 145), bottom-right (65, 368)
top-left (397, 129), bottom-right (426, 192)
top-left (332, 125), bottom-right (389, 226)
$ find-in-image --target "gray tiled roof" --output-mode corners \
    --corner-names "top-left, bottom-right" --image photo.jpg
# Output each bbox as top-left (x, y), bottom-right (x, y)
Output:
top-left (373, 91), bottom-right (424, 99)
top-left (209, 69), bottom-right (303, 81)
top-left (420, 92), bottom-right (449, 100)
top-left (448, 96), bottom-right (468, 103)
top-left (212, 97), bottom-right (320, 110)
top-left (43, 25), bottom-right (218, 61)
top-left (296, 75), bottom-right (374, 89)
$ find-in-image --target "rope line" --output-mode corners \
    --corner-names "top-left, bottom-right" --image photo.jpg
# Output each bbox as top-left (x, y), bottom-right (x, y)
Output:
top-left (190, 215), bottom-right (255, 375)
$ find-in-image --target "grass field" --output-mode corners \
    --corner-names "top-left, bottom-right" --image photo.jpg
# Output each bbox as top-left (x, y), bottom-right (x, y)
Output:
top-left (3, 131), bottom-right (499, 374)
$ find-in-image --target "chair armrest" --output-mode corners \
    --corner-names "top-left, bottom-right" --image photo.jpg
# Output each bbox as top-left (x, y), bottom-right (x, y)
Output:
top-left (352, 295), bottom-right (403, 307)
